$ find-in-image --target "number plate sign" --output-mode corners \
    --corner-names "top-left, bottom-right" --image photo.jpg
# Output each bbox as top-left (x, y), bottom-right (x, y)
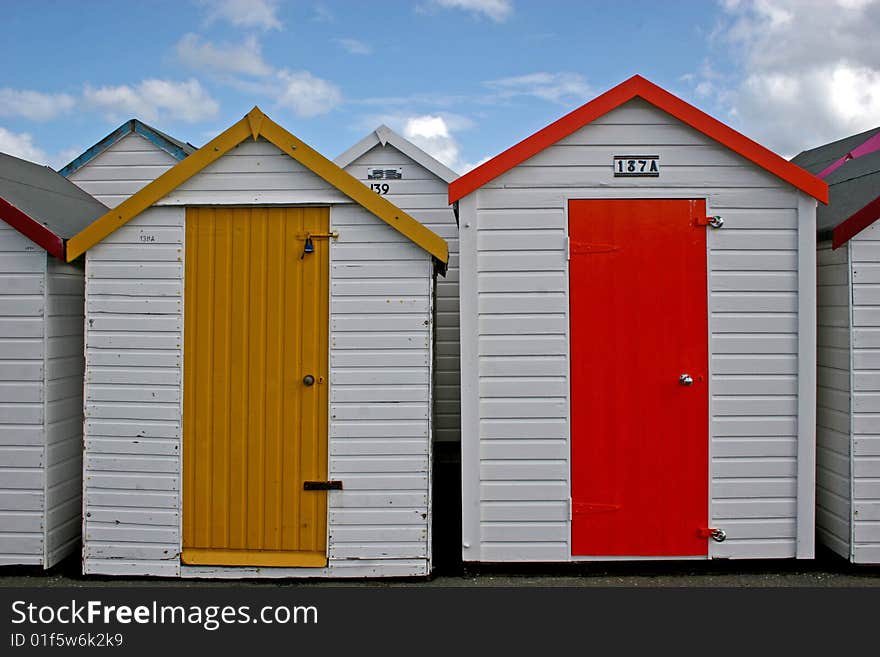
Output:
top-left (613, 155), bottom-right (660, 177)
top-left (367, 167), bottom-right (402, 195)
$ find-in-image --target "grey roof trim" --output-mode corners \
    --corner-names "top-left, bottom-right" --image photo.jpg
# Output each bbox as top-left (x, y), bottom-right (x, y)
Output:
top-left (334, 125), bottom-right (459, 184)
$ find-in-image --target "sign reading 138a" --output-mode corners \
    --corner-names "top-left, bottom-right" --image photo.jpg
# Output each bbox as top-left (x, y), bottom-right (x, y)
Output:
top-left (613, 155), bottom-right (660, 177)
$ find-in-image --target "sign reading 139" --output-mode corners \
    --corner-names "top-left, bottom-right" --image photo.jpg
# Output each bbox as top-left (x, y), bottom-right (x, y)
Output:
top-left (613, 155), bottom-right (660, 177)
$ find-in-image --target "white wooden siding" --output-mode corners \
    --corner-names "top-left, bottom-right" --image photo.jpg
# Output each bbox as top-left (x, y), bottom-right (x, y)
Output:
top-left (815, 240), bottom-right (852, 559)
top-left (460, 98), bottom-right (812, 561)
top-left (67, 133), bottom-right (180, 208)
top-left (0, 226), bottom-right (46, 565)
top-left (83, 139), bottom-right (433, 577)
top-left (43, 257), bottom-right (84, 567)
top-left (849, 225), bottom-right (880, 563)
top-left (341, 144), bottom-right (459, 444)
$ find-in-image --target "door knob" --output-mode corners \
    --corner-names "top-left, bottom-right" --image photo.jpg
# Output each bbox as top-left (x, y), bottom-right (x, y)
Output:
top-left (303, 375), bottom-right (315, 386)
top-left (679, 374), bottom-right (694, 386)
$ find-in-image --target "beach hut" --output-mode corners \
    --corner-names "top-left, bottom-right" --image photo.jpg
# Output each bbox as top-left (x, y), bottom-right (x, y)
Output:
top-left (449, 75), bottom-right (827, 563)
top-left (68, 107), bottom-right (448, 578)
top-left (334, 126), bottom-right (461, 564)
top-left (59, 119), bottom-right (195, 208)
top-left (793, 127), bottom-right (880, 563)
top-left (0, 152), bottom-right (107, 567)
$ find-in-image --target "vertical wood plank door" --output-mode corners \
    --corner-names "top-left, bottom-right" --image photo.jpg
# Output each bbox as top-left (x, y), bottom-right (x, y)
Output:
top-left (182, 207), bottom-right (330, 567)
top-left (569, 199), bottom-right (708, 557)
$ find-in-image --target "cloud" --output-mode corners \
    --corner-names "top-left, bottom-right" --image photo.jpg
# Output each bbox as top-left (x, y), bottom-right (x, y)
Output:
top-left (0, 128), bottom-right (78, 170)
top-left (83, 78), bottom-right (220, 123)
top-left (0, 127), bottom-right (49, 164)
top-left (335, 38), bottom-right (372, 55)
top-left (403, 115), bottom-right (464, 172)
top-left (485, 72), bottom-right (592, 103)
top-left (429, 0), bottom-right (513, 22)
top-left (312, 4), bottom-right (334, 22)
top-left (200, 0), bottom-right (281, 30)
top-left (698, 0), bottom-right (880, 156)
top-left (0, 89), bottom-right (75, 121)
top-left (275, 70), bottom-right (343, 117)
top-left (176, 33), bottom-right (272, 77)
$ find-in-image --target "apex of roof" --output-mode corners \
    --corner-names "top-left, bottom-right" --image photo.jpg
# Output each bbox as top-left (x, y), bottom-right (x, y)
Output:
top-left (65, 107), bottom-right (448, 267)
top-left (335, 124), bottom-right (459, 184)
top-left (58, 118), bottom-right (197, 178)
top-left (449, 74), bottom-right (827, 204)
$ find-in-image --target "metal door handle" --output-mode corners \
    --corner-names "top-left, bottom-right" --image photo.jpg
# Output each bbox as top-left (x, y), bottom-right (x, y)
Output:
top-left (679, 374), bottom-right (693, 386)
top-left (303, 375), bottom-right (315, 386)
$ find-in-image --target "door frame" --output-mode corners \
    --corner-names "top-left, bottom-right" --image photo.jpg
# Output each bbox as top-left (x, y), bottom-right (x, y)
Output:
top-left (563, 192), bottom-right (713, 561)
top-left (178, 204), bottom-right (334, 570)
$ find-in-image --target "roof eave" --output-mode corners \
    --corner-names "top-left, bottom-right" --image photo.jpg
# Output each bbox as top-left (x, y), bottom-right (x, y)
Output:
top-left (67, 108), bottom-right (449, 265)
top-left (448, 74), bottom-right (828, 204)
top-left (832, 195), bottom-right (880, 248)
top-left (336, 125), bottom-right (459, 184)
top-left (58, 119), bottom-right (193, 178)
top-left (0, 197), bottom-right (65, 260)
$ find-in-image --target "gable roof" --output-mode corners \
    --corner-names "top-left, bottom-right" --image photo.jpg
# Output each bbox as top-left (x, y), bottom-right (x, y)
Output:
top-left (334, 124), bottom-right (459, 184)
top-left (0, 151), bottom-right (108, 261)
top-left (449, 74), bottom-right (828, 204)
top-left (65, 107), bottom-right (448, 265)
top-left (793, 126), bottom-right (880, 246)
top-left (58, 119), bottom-right (196, 178)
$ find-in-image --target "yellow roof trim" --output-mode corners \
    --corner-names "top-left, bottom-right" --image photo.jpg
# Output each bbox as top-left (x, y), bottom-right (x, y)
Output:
top-left (66, 107), bottom-right (449, 264)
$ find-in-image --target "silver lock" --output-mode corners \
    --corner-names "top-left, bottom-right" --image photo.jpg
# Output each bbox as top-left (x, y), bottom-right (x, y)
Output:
top-left (708, 215), bottom-right (724, 229)
top-left (710, 528), bottom-right (727, 543)
top-left (679, 374), bottom-right (694, 386)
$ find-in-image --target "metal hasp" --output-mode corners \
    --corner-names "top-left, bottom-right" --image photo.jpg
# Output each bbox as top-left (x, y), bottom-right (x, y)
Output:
top-left (707, 215), bottom-right (724, 229)
top-left (679, 373), bottom-right (694, 386)
top-left (303, 481), bottom-right (343, 491)
top-left (698, 527), bottom-right (727, 542)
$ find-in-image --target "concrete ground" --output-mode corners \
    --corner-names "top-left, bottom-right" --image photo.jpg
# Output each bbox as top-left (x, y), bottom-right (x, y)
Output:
top-left (1, 548), bottom-right (878, 587)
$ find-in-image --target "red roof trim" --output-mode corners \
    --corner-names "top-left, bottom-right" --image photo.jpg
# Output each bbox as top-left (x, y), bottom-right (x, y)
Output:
top-left (0, 197), bottom-right (65, 260)
top-left (832, 195), bottom-right (880, 249)
top-left (449, 75), bottom-right (828, 204)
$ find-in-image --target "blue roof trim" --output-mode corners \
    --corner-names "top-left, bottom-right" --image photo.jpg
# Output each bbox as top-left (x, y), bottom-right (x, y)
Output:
top-left (133, 121), bottom-right (191, 163)
top-left (57, 119), bottom-right (192, 178)
top-left (57, 120), bottom-right (133, 177)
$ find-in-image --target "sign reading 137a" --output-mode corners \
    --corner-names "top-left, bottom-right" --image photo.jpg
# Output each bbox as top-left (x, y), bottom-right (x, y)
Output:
top-left (613, 155), bottom-right (660, 177)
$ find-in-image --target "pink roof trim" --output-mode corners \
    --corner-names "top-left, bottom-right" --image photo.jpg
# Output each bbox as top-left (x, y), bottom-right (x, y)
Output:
top-left (818, 131), bottom-right (880, 178)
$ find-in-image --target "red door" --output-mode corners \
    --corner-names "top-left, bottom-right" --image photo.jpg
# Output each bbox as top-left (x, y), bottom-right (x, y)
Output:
top-left (569, 199), bottom-right (708, 557)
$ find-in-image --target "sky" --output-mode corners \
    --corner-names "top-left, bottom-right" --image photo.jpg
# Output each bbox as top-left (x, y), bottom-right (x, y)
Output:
top-left (1, 0), bottom-right (879, 173)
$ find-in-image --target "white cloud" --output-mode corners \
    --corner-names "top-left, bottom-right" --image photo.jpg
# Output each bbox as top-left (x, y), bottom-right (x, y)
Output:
top-left (83, 78), bottom-right (220, 123)
top-left (200, 0), bottom-right (281, 30)
top-left (401, 115), bottom-right (467, 173)
top-left (702, 0), bottom-right (880, 155)
top-left (485, 72), bottom-right (592, 103)
top-left (0, 89), bottom-right (75, 121)
top-left (0, 127), bottom-right (49, 164)
top-left (335, 38), bottom-right (372, 55)
top-left (276, 70), bottom-right (343, 117)
top-left (430, 0), bottom-right (513, 22)
top-left (176, 33), bottom-right (272, 77)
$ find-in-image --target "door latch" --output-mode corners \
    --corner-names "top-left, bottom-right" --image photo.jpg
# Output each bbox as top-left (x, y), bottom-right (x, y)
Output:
top-left (303, 480), bottom-right (343, 491)
top-left (698, 527), bottom-right (727, 542)
top-left (707, 215), bottom-right (724, 229)
top-left (679, 373), bottom-right (694, 386)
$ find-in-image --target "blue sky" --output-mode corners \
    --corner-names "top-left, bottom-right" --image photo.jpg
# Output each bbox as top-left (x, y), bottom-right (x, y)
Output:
top-left (1, 0), bottom-right (878, 171)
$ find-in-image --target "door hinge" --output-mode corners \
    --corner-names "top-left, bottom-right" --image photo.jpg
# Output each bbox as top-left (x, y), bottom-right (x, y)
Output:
top-left (568, 497), bottom-right (572, 521)
top-left (303, 480), bottom-right (343, 491)
top-left (565, 236), bottom-right (570, 261)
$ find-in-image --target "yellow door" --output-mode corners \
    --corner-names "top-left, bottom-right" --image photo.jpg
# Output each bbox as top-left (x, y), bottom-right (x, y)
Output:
top-left (182, 207), bottom-right (329, 567)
